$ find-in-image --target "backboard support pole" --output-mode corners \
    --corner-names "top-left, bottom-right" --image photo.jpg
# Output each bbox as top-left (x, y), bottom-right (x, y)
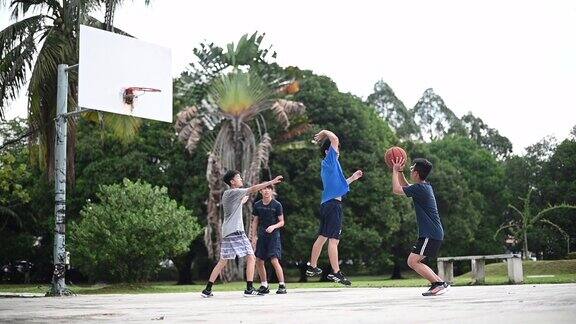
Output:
top-left (47, 64), bottom-right (74, 297)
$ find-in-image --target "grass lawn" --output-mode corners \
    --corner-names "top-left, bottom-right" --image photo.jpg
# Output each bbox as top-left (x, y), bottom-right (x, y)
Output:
top-left (1, 259), bottom-right (574, 295)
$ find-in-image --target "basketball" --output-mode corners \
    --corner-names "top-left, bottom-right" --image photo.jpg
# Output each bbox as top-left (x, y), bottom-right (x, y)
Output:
top-left (385, 146), bottom-right (407, 169)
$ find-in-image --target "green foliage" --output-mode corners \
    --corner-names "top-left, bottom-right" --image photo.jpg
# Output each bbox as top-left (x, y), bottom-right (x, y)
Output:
top-left (208, 70), bottom-right (271, 115)
top-left (70, 179), bottom-right (202, 282)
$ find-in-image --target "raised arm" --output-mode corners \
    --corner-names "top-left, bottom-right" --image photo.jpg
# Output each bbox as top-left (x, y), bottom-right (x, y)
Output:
top-left (397, 169), bottom-right (409, 187)
top-left (314, 130), bottom-right (340, 152)
top-left (392, 157), bottom-right (409, 196)
top-left (247, 175), bottom-right (283, 194)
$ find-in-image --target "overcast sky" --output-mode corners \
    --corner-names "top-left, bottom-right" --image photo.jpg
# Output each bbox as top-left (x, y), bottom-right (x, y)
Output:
top-left (2, 0), bottom-right (575, 154)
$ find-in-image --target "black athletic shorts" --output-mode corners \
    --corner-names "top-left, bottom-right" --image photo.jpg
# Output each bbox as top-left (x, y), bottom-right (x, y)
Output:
top-left (412, 237), bottom-right (442, 259)
top-left (255, 232), bottom-right (282, 260)
top-left (318, 199), bottom-right (343, 239)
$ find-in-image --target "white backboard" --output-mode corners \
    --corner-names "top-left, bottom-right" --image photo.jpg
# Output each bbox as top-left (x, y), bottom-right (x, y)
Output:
top-left (79, 25), bottom-right (172, 122)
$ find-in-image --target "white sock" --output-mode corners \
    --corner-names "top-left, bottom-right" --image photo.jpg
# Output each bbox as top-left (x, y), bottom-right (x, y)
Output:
top-left (261, 281), bottom-right (268, 287)
top-left (279, 281), bottom-right (285, 286)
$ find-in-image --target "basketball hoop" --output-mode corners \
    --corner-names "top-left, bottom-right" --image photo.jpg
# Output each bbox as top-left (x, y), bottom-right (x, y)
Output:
top-left (123, 87), bottom-right (161, 112)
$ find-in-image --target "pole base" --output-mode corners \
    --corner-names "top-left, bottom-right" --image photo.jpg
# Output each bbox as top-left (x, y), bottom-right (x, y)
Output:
top-left (46, 287), bottom-right (75, 297)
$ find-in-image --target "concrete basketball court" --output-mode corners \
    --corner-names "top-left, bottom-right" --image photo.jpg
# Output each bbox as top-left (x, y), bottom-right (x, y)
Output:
top-left (1, 284), bottom-right (575, 323)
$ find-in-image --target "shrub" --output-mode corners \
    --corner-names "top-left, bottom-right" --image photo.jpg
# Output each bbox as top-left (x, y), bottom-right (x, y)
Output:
top-left (70, 179), bottom-right (202, 282)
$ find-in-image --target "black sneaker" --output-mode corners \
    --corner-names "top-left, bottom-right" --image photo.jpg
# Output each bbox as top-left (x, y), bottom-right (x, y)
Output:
top-left (306, 264), bottom-right (323, 277)
top-left (244, 287), bottom-right (265, 297)
top-left (257, 285), bottom-right (270, 294)
top-left (422, 282), bottom-right (448, 296)
top-left (276, 285), bottom-right (287, 294)
top-left (201, 289), bottom-right (213, 298)
top-left (327, 271), bottom-right (351, 286)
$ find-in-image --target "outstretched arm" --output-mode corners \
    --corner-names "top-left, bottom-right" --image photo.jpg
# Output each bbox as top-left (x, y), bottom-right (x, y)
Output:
top-left (247, 175), bottom-right (283, 194)
top-left (392, 157), bottom-right (408, 196)
top-left (314, 130), bottom-right (339, 152)
top-left (347, 170), bottom-right (363, 185)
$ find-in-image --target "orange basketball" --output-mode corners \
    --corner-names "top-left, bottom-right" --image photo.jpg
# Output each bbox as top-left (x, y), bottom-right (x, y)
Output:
top-left (385, 146), bottom-right (407, 169)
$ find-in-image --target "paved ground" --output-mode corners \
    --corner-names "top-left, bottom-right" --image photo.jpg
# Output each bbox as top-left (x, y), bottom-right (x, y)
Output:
top-left (1, 284), bottom-right (575, 323)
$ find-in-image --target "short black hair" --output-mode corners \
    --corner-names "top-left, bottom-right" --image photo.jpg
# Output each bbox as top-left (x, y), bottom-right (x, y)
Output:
top-left (412, 158), bottom-right (433, 180)
top-left (223, 170), bottom-right (241, 186)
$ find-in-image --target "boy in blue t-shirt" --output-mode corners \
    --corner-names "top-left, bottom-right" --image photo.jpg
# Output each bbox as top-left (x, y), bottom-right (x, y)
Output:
top-left (305, 129), bottom-right (363, 285)
top-left (392, 156), bottom-right (449, 296)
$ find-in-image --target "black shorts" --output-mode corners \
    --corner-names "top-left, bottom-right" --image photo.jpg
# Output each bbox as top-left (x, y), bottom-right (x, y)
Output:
top-left (255, 232), bottom-right (282, 260)
top-left (318, 199), bottom-right (343, 239)
top-left (412, 237), bottom-right (442, 259)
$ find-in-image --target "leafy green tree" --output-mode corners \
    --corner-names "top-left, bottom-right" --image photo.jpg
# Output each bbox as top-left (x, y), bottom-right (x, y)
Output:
top-left (535, 135), bottom-right (576, 257)
top-left (70, 179), bottom-right (202, 282)
top-left (0, 118), bottom-right (31, 227)
top-left (0, 151), bottom-right (30, 229)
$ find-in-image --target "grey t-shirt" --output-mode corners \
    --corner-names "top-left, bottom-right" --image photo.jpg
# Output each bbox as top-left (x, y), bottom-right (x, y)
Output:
top-left (221, 188), bottom-right (249, 237)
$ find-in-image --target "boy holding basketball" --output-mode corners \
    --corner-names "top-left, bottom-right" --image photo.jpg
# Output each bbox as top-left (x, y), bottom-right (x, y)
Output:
top-left (306, 129), bottom-right (363, 285)
top-left (391, 155), bottom-right (448, 296)
top-left (201, 171), bottom-right (283, 298)
top-left (250, 186), bottom-right (287, 294)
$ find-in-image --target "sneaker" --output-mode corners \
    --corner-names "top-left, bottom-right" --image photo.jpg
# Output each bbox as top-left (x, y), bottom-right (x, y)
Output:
top-left (306, 264), bottom-right (323, 277)
top-left (257, 285), bottom-right (270, 294)
top-left (201, 289), bottom-right (213, 298)
top-left (276, 285), bottom-right (287, 294)
top-left (327, 271), bottom-right (351, 286)
top-left (244, 287), bottom-right (265, 297)
top-left (422, 282), bottom-right (448, 296)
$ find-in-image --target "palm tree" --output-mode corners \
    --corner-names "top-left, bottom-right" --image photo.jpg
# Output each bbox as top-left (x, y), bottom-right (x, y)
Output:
top-left (176, 67), bottom-right (305, 281)
top-left (0, 0), bottom-right (145, 182)
top-left (495, 188), bottom-right (576, 259)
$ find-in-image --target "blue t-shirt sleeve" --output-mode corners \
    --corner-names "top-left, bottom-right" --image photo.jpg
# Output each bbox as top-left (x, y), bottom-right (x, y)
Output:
top-left (402, 184), bottom-right (419, 198)
top-left (276, 202), bottom-right (284, 217)
top-left (324, 146), bottom-right (339, 166)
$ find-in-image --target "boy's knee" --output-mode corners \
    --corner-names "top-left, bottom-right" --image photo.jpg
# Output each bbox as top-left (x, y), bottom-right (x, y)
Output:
top-left (407, 257), bottom-right (419, 269)
top-left (246, 255), bottom-right (255, 262)
top-left (328, 238), bottom-right (340, 246)
top-left (407, 254), bottom-right (424, 269)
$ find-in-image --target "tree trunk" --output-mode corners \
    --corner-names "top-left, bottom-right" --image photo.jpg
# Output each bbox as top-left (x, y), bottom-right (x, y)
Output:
top-left (390, 260), bottom-right (403, 279)
top-left (175, 250), bottom-right (193, 285)
top-left (523, 229), bottom-right (529, 260)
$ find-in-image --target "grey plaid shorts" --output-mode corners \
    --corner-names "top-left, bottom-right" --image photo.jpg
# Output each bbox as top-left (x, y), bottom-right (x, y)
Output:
top-left (220, 232), bottom-right (254, 260)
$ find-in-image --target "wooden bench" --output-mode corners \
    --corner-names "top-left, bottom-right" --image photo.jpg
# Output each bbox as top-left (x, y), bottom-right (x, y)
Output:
top-left (437, 254), bottom-right (523, 284)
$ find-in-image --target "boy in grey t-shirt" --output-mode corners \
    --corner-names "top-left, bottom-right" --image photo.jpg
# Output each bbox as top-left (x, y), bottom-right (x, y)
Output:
top-left (202, 170), bottom-right (283, 298)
